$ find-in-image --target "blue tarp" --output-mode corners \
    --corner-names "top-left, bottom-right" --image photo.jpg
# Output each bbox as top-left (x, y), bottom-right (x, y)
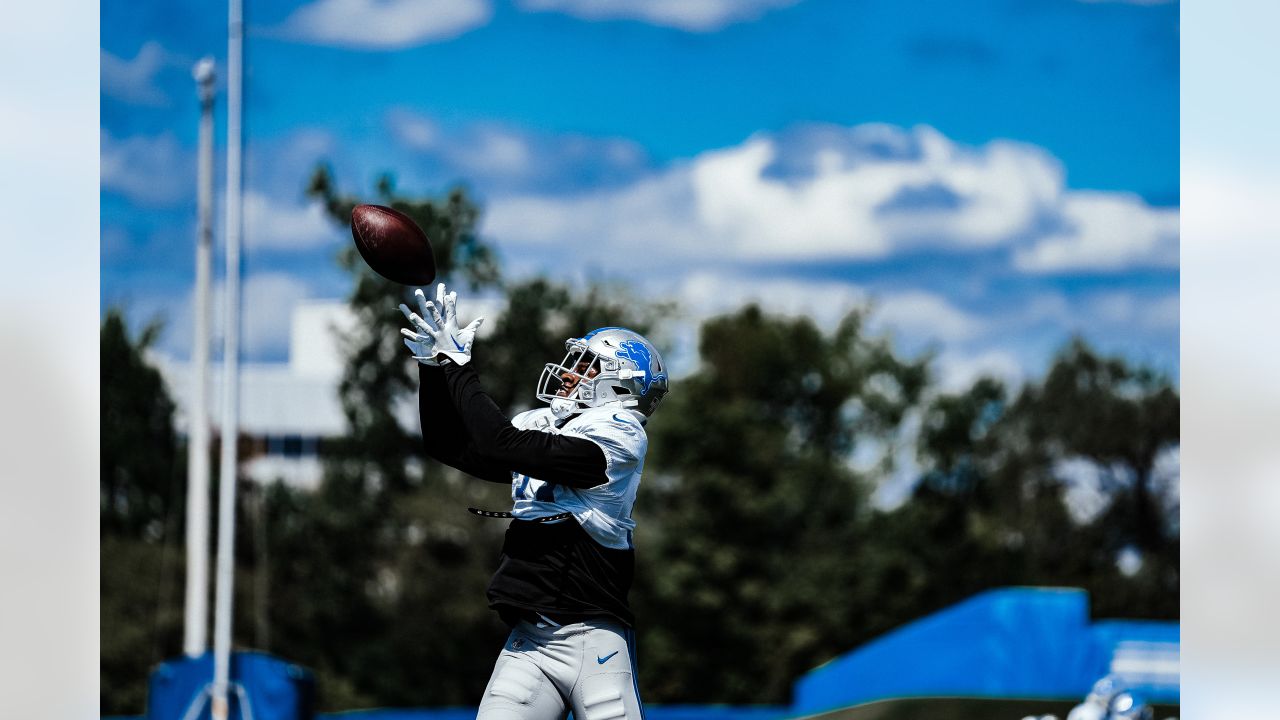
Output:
top-left (319, 707), bottom-right (787, 720)
top-left (791, 587), bottom-right (1178, 713)
top-left (146, 651), bottom-right (315, 720)
top-left (135, 587), bottom-right (1175, 720)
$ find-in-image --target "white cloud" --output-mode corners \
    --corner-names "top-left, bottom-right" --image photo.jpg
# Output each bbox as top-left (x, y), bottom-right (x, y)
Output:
top-left (867, 408), bottom-right (926, 511)
top-left (387, 111), bottom-right (534, 176)
top-left (274, 0), bottom-right (492, 49)
top-left (871, 291), bottom-right (987, 344)
top-left (692, 128), bottom-right (1062, 259)
top-left (1154, 444), bottom-right (1180, 530)
top-left (484, 123), bottom-right (1176, 273)
top-left (238, 274), bottom-right (317, 358)
top-left (248, 128), bottom-right (340, 192)
top-left (642, 271), bottom-right (870, 377)
top-left (671, 271), bottom-right (868, 329)
top-left (101, 41), bottom-right (183, 106)
top-left (650, 273), bottom-right (1172, 392)
top-left (518, 0), bottom-right (802, 31)
top-left (656, 271), bottom-right (997, 379)
top-left (385, 109), bottom-right (650, 191)
top-left (1082, 291), bottom-right (1179, 333)
top-left (976, 287), bottom-right (1178, 343)
top-left (1057, 446), bottom-right (1180, 529)
top-left (243, 191), bottom-right (339, 250)
top-left (1014, 192), bottom-right (1179, 273)
top-left (457, 126), bottom-right (535, 177)
top-left (100, 130), bottom-right (192, 206)
top-left (486, 169), bottom-right (700, 258)
top-left (387, 109), bottom-right (439, 151)
top-left (932, 349), bottom-right (1024, 393)
top-left (141, 273), bottom-right (316, 361)
top-left (1057, 456), bottom-right (1114, 524)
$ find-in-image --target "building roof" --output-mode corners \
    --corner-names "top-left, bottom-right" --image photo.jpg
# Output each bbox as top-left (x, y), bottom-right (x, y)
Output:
top-left (152, 301), bottom-right (357, 438)
top-left (152, 296), bottom-right (506, 439)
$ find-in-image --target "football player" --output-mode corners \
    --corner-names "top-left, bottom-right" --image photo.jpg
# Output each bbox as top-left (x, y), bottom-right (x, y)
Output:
top-left (400, 283), bottom-right (668, 720)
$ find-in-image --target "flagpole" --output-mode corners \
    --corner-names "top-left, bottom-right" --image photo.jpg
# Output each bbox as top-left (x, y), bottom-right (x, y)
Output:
top-left (183, 56), bottom-right (216, 659)
top-left (212, 0), bottom-right (244, 715)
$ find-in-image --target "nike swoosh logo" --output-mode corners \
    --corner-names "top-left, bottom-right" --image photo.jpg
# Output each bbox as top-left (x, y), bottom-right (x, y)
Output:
top-left (451, 335), bottom-right (466, 352)
top-left (597, 651), bottom-right (619, 665)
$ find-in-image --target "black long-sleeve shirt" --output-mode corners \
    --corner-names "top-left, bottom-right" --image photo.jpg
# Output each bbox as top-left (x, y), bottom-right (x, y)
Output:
top-left (417, 361), bottom-right (637, 627)
top-left (418, 362), bottom-right (608, 488)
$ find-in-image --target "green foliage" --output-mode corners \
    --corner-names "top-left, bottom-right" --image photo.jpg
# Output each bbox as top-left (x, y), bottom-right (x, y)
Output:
top-left (1025, 338), bottom-right (1179, 556)
top-left (101, 309), bottom-right (183, 540)
top-left (477, 278), bottom-right (673, 411)
top-left (880, 338), bottom-right (1181, 638)
top-left (1009, 339), bottom-right (1180, 618)
top-left (634, 323), bottom-right (1179, 704)
top-left (100, 309), bottom-right (187, 715)
top-left (635, 306), bottom-right (929, 702)
top-left (101, 536), bottom-right (186, 714)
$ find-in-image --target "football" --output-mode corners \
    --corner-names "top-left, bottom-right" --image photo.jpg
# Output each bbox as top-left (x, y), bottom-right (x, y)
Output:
top-left (350, 204), bottom-right (437, 286)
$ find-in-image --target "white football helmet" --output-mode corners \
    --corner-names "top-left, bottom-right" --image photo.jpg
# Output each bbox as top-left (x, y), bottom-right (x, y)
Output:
top-left (536, 327), bottom-right (669, 418)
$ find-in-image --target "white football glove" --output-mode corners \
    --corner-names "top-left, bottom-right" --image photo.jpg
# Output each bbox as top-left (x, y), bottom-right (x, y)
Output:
top-left (398, 282), bottom-right (483, 366)
top-left (399, 287), bottom-right (442, 365)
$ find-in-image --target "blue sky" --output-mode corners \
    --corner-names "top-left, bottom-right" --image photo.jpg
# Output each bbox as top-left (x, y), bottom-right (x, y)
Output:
top-left (101, 0), bottom-right (1179, 388)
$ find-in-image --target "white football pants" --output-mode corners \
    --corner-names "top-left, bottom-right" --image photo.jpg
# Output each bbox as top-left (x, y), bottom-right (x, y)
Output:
top-left (477, 618), bottom-right (645, 720)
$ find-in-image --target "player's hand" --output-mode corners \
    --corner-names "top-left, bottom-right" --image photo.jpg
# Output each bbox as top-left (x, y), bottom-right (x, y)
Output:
top-left (437, 283), bottom-right (485, 365)
top-left (399, 290), bottom-right (442, 366)
top-left (403, 283), bottom-right (483, 366)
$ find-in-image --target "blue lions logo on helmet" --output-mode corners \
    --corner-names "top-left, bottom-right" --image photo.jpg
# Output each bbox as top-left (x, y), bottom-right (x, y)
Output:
top-left (618, 340), bottom-right (665, 394)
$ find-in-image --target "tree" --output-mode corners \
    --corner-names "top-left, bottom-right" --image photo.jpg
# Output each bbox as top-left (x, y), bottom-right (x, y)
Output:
top-left (101, 309), bottom-right (183, 540)
top-left (635, 306), bottom-right (929, 702)
top-left (1028, 338), bottom-right (1179, 556)
top-left (896, 339), bottom-right (1180, 627)
top-left (857, 377), bottom-right (1020, 640)
top-left (100, 309), bottom-right (187, 714)
top-left (1012, 339), bottom-right (1179, 618)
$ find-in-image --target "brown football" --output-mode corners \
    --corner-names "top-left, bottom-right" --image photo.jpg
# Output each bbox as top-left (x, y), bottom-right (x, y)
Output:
top-left (350, 204), bottom-right (437, 286)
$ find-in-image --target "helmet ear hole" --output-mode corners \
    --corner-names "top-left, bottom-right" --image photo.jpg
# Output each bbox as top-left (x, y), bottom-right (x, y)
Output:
top-left (611, 385), bottom-right (632, 396)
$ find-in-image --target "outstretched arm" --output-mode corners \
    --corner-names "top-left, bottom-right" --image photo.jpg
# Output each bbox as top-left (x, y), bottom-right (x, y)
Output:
top-left (402, 282), bottom-right (607, 488)
top-left (418, 364), bottom-right (512, 483)
top-left (403, 284), bottom-right (509, 483)
top-left (440, 362), bottom-right (608, 489)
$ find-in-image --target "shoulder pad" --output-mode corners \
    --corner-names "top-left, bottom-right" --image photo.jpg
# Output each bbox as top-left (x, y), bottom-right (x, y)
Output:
top-left (569, 406), bottom-right (648, 443)
top-left (575, 406), bottom-right (643, 427)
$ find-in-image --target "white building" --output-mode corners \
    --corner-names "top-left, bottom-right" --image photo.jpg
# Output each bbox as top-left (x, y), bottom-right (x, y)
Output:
top-left (153, 300), bottom-right (356, 489)
top-left (154, 296), bottom-right (506, 489)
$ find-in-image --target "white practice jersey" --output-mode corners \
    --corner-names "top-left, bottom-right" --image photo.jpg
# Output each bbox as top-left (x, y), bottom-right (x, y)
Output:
top-left (507, 406), bottom-right (649, 550)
